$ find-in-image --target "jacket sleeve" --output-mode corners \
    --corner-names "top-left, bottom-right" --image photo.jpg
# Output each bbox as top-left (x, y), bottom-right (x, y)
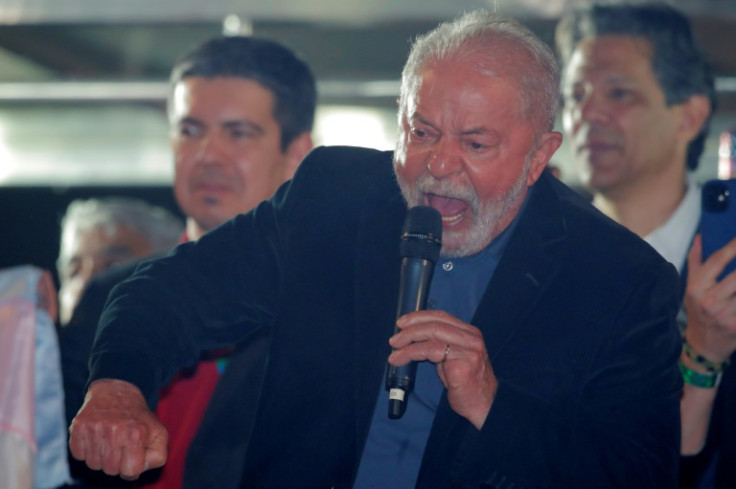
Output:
top-left (86, 176), bottom-right (297, 409)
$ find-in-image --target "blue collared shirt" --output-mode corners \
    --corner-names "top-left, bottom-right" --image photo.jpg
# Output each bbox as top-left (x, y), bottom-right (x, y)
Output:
top-left (352, 199), bottom-right (524, 488)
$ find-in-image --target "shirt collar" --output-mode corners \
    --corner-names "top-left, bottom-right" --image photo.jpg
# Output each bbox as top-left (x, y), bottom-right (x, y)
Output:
top-left (644, 172), bottom-right (701, 273)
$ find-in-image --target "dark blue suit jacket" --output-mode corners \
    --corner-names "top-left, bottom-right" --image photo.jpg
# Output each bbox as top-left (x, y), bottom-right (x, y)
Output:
top-left (89, 146), bottom-right (683, 488)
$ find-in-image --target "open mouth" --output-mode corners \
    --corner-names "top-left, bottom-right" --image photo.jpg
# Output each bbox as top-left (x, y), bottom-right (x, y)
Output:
top-left (424, 193), bottom-right (469, 225)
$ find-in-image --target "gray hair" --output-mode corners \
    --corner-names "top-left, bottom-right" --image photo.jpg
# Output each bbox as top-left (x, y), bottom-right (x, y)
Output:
top-left (399, 9), bottom-right (560, 133)
top-left (57, 197), bottom-right (183, 271)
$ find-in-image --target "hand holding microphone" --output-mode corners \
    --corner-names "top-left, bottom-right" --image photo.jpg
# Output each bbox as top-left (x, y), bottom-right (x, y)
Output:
top-left (386, 206), bottom-right (498, 428)
top-left (389, 310), bottom-right (497, 430)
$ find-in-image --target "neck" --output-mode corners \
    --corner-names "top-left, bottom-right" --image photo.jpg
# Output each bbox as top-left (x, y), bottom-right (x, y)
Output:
top-left (592, 164), bottom-right (688, 238)
top-left (186, 219), bottom-right (206, 242)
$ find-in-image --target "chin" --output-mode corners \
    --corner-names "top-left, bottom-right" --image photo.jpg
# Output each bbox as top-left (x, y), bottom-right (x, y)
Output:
top-left (440, 231), bottom-right (489, 258)
top-left (194, 212), bottom-right (227, 231)
top-left (585, 174), bottom-right (617, 193)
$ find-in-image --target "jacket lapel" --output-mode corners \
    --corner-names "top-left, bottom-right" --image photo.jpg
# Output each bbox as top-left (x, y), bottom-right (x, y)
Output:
top-left (473, 173), bottom-right (568, 361)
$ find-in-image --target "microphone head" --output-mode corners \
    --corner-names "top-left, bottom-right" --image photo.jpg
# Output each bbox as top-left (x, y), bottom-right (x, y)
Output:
top-left (400, 206), bottom-right (442, 263)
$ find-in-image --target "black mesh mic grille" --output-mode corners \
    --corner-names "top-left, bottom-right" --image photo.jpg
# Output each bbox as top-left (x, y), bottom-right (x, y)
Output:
top-left (399, 206), bottom-right (442, 262)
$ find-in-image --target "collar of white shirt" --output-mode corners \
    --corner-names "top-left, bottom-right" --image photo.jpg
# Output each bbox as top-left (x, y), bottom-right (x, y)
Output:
top-left (644, 172), bottom-right (701, 274)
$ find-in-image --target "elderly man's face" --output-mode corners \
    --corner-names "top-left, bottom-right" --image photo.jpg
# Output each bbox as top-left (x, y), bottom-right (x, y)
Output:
top-left (58, 224), bottom-right (152, 324)
top-left (394, 58), bottom-right (561, 257)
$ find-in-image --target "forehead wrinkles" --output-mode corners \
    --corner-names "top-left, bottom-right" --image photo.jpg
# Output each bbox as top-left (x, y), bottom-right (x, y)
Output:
top-left (408, 61), bottom-right (523, 130)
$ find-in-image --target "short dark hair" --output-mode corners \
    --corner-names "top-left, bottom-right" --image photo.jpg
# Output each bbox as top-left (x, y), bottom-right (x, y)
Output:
top-left (556, 3), bottom-right (716, 170)
top-left (169, 36), bottom-right (317, 151)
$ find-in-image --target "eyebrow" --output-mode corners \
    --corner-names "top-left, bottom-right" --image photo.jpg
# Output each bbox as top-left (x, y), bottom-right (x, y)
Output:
top-left (602, 73), bottom-right (638, 84)
top-left (459, 127), bottom-right (491, 136)
top-left (100, 246), bottom-right (137, 257)
top-left (178, 117), bottom-right (265, 135)
top-left (412, 111), bottom-right (495, 137)
top-left (178, 117), bottom-right (203, 127)
top-left (223, 120), bottom-right (265, 135)
top-left (411, 112), bottom-right (434, 127)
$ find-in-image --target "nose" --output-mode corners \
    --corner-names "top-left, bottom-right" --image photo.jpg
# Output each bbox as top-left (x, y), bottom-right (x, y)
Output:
top-left (195, 132), bottom-right (227, 165)
top-left (573, 89), bottom-right (609, 126)
top-left (426, 138), bottom-right (462, 179)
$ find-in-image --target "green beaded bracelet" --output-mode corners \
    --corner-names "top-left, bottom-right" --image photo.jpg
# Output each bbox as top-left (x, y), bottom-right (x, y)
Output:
top-left (682, 337), bottom-right (730, 373)
top-left (679, 360), bottom-right (722, 388)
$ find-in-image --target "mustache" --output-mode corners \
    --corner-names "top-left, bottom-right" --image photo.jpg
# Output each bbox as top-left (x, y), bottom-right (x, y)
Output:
top-left (413, 173), bottom-right (480, 209)
top-left (575, 125), bottom-right (620, 146)
top-left (189, 169), bottom-right (233, 186)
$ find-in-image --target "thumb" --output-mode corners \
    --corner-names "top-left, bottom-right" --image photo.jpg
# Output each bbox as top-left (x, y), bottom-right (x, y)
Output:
top-left (145, 428), bottom-right (169, 470)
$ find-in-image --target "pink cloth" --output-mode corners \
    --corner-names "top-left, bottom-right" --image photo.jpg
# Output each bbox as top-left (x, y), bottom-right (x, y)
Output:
top-left (0, 291), bottom-right (35, 489)
top-left (0, 265), bottom-right (70, 489)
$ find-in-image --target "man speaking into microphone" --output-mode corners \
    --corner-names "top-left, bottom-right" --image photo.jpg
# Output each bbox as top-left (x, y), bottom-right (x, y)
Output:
top-left (68, 9), bottom-right (682, 488)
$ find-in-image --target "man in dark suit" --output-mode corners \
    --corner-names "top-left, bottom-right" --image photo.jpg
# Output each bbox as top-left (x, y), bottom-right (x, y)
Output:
top-left (68, 10), bottom-right (683, 487)
top-left (60, 35), bottom-right (316, 489)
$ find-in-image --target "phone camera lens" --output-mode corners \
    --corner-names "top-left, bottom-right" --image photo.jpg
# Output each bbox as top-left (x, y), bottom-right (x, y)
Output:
top-left (703, 181), bottom-right (730, 213)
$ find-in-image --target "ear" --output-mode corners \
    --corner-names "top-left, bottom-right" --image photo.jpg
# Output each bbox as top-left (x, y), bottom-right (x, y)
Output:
top-left (678, 94), bottom-right (711, 144)
top-left (526, 131), bottom-right (563, 186)
top-left (283, 132), bottom-right (314, 179)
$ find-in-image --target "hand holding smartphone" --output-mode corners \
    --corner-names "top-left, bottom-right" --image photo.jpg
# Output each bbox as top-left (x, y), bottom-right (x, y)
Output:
top-left (701, 178), bottom-right (736, 280)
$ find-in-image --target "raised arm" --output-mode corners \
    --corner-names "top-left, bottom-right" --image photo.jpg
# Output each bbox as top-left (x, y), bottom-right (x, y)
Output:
top-left (680, 235), bottom-right (736, 454)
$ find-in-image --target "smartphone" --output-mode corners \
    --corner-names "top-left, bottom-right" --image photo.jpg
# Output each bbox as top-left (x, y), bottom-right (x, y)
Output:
top-left (701, 178), bottom-right (736, 280)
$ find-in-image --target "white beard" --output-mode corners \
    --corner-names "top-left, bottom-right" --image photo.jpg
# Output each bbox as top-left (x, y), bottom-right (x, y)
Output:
top-left (395, 163), bottom-right (530, 258)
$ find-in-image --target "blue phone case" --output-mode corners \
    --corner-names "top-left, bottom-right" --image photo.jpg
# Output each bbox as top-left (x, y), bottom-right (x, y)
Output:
top-left (701, 178), bottom-right (736, 280)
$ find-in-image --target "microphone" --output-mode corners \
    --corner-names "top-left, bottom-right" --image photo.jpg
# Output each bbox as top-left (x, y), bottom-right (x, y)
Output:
top-left (386, 206), bottom-right (442, 419)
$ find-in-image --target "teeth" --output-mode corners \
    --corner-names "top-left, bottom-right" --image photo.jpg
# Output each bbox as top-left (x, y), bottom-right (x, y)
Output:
top-left (441, 214), bottom-right (463, 224)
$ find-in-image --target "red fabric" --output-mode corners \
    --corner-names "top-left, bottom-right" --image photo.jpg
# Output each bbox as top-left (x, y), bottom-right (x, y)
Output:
top-left (137, 231), bottom-right (227, 489)
top-left (138, 230), bottom-right (221, 489)
top-left (141, 359), bottom-right (220, 489)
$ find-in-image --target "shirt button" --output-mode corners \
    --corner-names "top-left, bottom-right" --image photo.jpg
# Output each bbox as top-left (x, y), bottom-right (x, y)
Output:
top-left (442, 261), bottom-right (453, 271)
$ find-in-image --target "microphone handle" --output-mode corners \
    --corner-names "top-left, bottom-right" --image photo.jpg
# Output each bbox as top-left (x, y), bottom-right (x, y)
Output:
top-left (386, 257), bottom-right (434, 419)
